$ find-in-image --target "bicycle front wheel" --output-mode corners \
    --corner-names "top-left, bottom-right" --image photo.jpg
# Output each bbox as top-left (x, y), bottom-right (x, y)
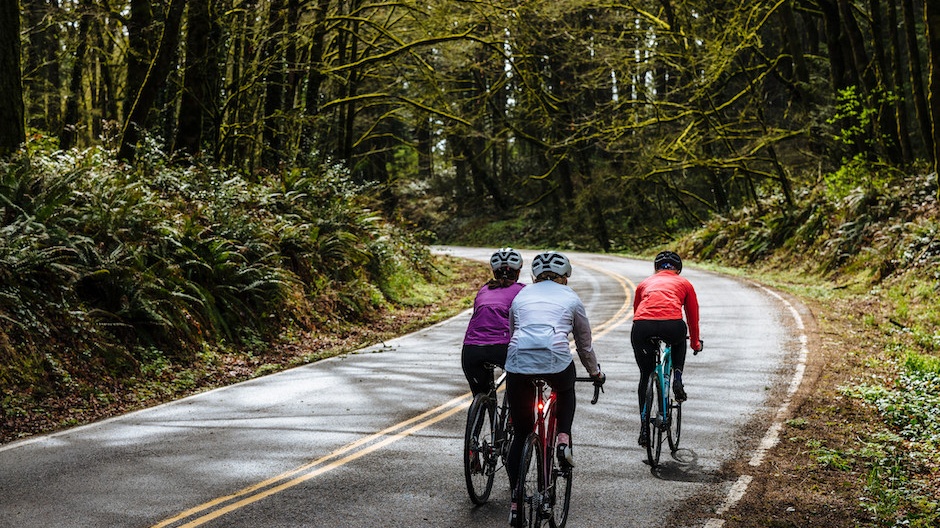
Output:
top-left (514, 434), bottom-right (543, 528)
top-left (464, 394), bottom-right (496, 504)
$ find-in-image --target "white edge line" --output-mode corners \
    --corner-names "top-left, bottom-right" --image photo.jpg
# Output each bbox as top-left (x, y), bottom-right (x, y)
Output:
top-left (706, 283), bottom-right (808, 525)
top-left (714, 475), bottom-right (754, 515)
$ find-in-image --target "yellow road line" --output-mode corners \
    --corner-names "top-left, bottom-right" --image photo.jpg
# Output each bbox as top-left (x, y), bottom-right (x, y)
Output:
top-left (154, 261), bottom-right (635, 527)
top-left (176, 401), bottom-right (470, 527)
top-left (153, 394), bottom-right (471, 527)
top-left (579, 260), bottom-right (635, 338)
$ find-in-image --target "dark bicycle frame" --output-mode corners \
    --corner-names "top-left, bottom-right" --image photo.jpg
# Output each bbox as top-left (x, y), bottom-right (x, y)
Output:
top-left (513, 375), bottom-right (601, 527)
top-left (464, 363), bottom-right (513, 504)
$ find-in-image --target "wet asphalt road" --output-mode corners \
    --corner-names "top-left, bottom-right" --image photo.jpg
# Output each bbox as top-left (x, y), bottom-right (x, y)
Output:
top-left (0, 248), bottom-right (803, 527)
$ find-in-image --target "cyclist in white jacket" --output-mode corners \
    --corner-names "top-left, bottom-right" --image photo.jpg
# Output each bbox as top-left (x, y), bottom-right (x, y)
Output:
top-left (504, 251), bottom-right (605, 524)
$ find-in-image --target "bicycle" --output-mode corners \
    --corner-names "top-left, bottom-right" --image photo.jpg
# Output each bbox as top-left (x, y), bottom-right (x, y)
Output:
top-left (464, 363), bottom-right (513, 504)
top-left (640, 337), bottom-right (701, 467)
top-left (513, 373), bottom-right (603, 528)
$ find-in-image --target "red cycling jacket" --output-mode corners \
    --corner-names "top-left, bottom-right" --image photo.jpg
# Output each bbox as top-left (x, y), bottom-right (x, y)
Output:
top-left (632, 270), bottom-right (701, 349)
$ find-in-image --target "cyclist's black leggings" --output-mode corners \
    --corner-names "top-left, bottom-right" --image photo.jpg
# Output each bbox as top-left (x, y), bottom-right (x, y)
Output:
top-left (631, 319), bottom-right (688, 418)
top-left (505, 362), bottom-right (576, 491)
top-left (461, 344), bottom-right (508, 396)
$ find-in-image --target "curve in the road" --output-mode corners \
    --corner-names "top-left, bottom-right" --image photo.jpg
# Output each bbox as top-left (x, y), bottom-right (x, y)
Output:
top-left (703, 284), bottom-right (809, 528)
top-left (151, 261), bottom-right (637, 527)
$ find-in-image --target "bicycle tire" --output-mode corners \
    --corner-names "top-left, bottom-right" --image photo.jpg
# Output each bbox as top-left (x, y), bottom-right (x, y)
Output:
top-left (464, 394), bottom-right (496, 504)
top-left (642, 375), bottom-right (656, 466)
top-left (651, 375), bottom-right (666, 467)
top-left (515, 433), bottom-right (543, 528)
top-left (548, 463), bottom-right (572, 528)
top-left (667, 399), bottom-right (682, 452)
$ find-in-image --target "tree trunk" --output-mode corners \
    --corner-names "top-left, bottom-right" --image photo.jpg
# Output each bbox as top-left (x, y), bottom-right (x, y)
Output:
top-left (869, 0), bottom-right (903, 163)
top-left (926, 0), bottom-right (940, 177)
top-left (300, 0), bottom-right (331, 155)
top-left (0, 0), bottom-right (25, 156)
top-left (818, 0), bottom-right (851, 91)
top-left (415, 114), bottom-right (432, 182)
top-left (886, 0), bottom-right (913, 163)
top-left (118, 0), bottom-right (185, 161)
top-left (903, 0), bottom-right (933, 162)
top-left (175, 0), bottom-right (212, 156)
top-left (23, 0), bottom-right (61, 132)
top-left (836, 0), bottom-right (874, 90)
top-left (95, 18), bottom-right (118, 125)
top-left (125, 0), bottom-right (154, 121)
top-left (60, 0), bottom-right (92, 150)
top-left (262, 0), bottom-right (286, 168)
top-left (779, 1), bottom-right (809, 86)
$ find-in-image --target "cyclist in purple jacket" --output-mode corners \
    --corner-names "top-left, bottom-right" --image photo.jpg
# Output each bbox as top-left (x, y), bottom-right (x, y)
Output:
top-left (461, 248), bottom-right (526, 396)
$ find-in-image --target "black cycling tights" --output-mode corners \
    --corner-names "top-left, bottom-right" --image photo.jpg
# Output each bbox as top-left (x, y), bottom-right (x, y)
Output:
top-left (504, 362), bottom-right (576, 491)
top-left (631, 319), bottom-right (688, 418)
top-left (461, 344), bottom-right (509, 396)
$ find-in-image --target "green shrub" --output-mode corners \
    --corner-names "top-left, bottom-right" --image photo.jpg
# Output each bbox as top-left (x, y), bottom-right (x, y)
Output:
top-left (1, 143), bottom-right (430, 393)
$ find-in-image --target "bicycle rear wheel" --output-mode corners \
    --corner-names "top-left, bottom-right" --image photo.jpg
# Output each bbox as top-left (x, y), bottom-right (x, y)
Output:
top-left (548, 463), bottom-right (572, 528)
top-left (464, 394), bottom-right (496, 504)
top-left (649, 375), bottom-right (666, 467)
top-left (666, 400), bottom-right (682, 452)
top-left (514, 434), bottom-right (543, 528)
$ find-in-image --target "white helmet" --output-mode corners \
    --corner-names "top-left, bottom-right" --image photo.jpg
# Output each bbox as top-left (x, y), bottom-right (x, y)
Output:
top-left (531, 251), bottom-right (572, 278)
top-left (490, 247), bottom-right (523, 271)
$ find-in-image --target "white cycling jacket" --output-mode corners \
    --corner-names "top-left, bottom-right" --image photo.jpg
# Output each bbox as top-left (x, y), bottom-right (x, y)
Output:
top-left (506, 280), bottom-right (599, 376)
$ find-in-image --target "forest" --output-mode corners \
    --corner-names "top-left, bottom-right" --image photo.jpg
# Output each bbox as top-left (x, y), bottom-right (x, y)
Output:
top-left (1, 0), bottom-right (937, 245)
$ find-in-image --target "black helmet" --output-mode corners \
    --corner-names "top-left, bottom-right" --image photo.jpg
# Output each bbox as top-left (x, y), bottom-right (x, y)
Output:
top-left (654, 251), bottom-right (682, 273)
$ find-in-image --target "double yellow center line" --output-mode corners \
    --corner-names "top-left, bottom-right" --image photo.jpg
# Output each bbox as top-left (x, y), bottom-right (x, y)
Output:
top-left (154, 394), bottom-right (471, 527)
top-left (154, 261), bottom-right (634, 527)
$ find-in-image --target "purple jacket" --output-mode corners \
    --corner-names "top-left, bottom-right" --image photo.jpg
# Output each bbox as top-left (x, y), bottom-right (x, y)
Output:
top-left (463, 282), bottom-right (525, 345)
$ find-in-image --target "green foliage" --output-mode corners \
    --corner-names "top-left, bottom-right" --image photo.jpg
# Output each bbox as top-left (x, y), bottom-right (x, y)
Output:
top-left (863, 448), bottom-right (940, 526)
top-left (0, 144), bottom-right (430, 394)
top-left (843, 357), bottom-right (940, 450)
top-left (827, 86), bottom-right (888, 150)
top-left (824, 155), bottom-right (902, 202)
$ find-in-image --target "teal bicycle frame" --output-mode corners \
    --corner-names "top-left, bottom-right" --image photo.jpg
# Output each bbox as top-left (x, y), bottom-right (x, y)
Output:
top-left (641, 337), bottom-right (681, 467)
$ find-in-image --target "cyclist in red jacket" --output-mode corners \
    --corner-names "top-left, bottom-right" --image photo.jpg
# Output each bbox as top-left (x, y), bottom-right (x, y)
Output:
top-left (631, 251), bottom-right (702, 446)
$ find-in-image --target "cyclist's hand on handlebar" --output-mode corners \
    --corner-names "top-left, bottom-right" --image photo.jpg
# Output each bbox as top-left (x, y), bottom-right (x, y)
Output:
top-left (587, 366), bottom-right (605, 404)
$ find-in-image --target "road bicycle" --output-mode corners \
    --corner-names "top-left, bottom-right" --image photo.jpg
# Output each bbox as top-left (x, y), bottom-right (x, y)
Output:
top-left (640, 337), bottom-right (701, 467)
top-left (513, 373), bottom-right (603, 528)
top-left (464, 363), bottom-right (513, 504)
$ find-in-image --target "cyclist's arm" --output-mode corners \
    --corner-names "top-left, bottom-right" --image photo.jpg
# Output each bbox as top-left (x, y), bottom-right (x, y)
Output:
top-left (683, 282), bottom-right (702, 350)
top-left (571, 302), bottom-right (600, 376)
